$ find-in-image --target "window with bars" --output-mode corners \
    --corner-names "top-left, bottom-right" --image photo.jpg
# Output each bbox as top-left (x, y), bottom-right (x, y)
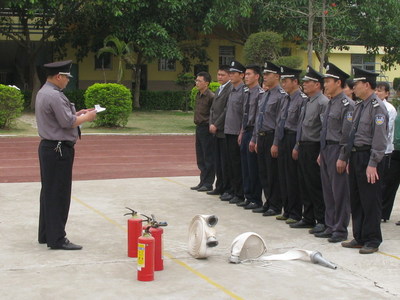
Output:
top-left (158, 58), bottom-right (176, 71)
top-left (351, 54), bottom-right (376, 73)
top-left (219, 46), bottom-right (235, 66)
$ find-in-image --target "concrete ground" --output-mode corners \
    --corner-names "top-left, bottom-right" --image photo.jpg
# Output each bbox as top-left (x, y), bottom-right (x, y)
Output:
top-left (1, 176), bottom-right (399, 300)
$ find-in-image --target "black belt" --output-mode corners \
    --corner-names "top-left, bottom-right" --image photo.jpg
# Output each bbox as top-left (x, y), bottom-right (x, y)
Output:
top-left (326, 140), bottom-right (339, 145)
top-left (41, 139), bottom-right (75, 148)
top-left (351, 145), bottom-right (371, 152)
top-left (298, 141), bottom-right (319, 145)
top-left (258, 130), bottom-right (274, 136)
top-left (245, 126), bottom-right (254, 131)
top-left (284, 129), bottom-right (296, 135)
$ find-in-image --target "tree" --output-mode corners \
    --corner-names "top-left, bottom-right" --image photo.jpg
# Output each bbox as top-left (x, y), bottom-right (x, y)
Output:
top-left (243, 31), bottom-right (283, 65)
top-left (0, 0), bottom-right (85, 109)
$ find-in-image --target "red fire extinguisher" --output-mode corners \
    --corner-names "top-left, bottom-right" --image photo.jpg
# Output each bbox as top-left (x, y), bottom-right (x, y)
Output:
top-left (124, 207), bottom-right (142, 258)
top-left (137, 226), bottom-right (155, 282)
top-left (142, 214), bottom-right (168, 271)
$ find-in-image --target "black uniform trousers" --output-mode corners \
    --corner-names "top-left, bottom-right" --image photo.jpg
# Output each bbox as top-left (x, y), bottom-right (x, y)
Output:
top-left (225, 134), bottom-right (244, 198)
top-left (257, 132), bottom-right (281, 211)
top-left (195, 124), bottom-right (215, 188)
top-left (349, 150), bottom-right (383, 248)
top-left (38, 140), bottom-right (75, 247)
top-left (213, 135), bottom-right (231, 194)
top-left (240, 128), bottom-right (262, 205)
top-left (381, 150), bottom-right (400, 220)
top-left (297, 142), bottom-right (325, 224)
top-left (320, 144), bottom-right (350, 238)
top-left (278, 131), bottom-right (301, 220)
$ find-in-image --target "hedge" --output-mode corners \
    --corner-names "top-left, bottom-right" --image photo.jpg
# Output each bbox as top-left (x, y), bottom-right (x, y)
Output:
top-left (0, 84), bottom-right (24, 128)
top-left (139, 90), bottom-right (187, 110)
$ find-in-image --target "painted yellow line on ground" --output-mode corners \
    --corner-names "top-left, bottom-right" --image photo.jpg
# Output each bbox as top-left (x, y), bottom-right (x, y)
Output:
top-left (378, 251), bottom-right (400, 260)
top-left (160, 177), bottom-right (189, 187)
top-left (72, 194), bottom-right (244, 300)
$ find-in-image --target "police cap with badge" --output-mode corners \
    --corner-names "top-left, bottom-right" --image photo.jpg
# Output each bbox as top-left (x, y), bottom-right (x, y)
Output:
top-left (229, 60), bottom-right (246, 73)
top-left (302, 65), bottom-right (324, 83)
top-left (352, 67), bottom-right (379, 84)
top-left (43, 60), bottom-right (73, 78)
top-left (324, 63), bottom-right (350, 82)
top-left (280, 65), bottom-right (302, 79)
top-left (263, 61), bottom-right (281, 74)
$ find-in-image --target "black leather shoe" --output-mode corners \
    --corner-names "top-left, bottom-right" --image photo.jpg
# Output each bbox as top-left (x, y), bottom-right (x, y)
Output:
top-left (314, 230), bottom-right (332, 238)
top-left (244, 202), bottom-right (260, 210)
top-left (263, 209), bottom-right (280, 217)
top-left (328, 236), bottom-right (347, 243)
top-left (207, 189), bottom-right (221, 195)
top-left (396, 221), bottom-right (400, 226)
top-left (220, 193), bottom-right (233, 201)
top-left (359, 246), bottom-right (379, 254)
top-left (50, 239), bottom-right (82, 250)
top-left (309, 223), bottom-right (326, 234)
top-left (197, 185), bottom-right (212, 192)
top-left (252, 207), bottom-right (268, 213)
top-left (341, 239), bottom-right (363, 248)
top-left (236, 200), bottom-right (250, 207)
top-left (290, 219), bottom-right (315, 229)
top-left (38, 240), bottom-right (47, 244)
top-left (229, 196), bottom-right (242, 204)
top-left (190, 184), bottom-right (202, 190)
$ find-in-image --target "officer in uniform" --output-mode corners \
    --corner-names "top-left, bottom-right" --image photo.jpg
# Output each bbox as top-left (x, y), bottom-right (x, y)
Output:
top-left (276, 66), bottom-right (307, 224)
top-left (252, 61), bottom-right (285, 216)
top-left (222, 61), bottom-right (246, 203)
top-left (317, 63), bottom-right (354, 243)
top-left (36, 60), bottom-right (97, 250)
top-left (290, 66), bottom-right (328, 234)
top-left (341, 67), bottom-right (388, 254)
top-left (237, 65), bottom-right (263, 209)
top-left (208, 65), bottom-right (233, 197)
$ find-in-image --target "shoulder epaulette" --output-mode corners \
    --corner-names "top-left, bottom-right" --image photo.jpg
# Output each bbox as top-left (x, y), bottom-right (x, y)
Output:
top-left (341, 98), bottom-right (349, 107)
top-left (259, 87), bottom-right (265, 94)
top-left (372, 98), bottom-right (379, 108)
top-left (355, 99), bottom-right (363, 105)
top-left (300, 92), bottom-right (308, 99)
top-left (279, 87), bottom-right (288, 95)
top-left (244, 87), bottom-right (249, 93)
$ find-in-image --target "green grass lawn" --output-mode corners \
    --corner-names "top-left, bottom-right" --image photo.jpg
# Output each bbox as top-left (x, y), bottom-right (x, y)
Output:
top-left (0, 111), bottom-right (196, 136)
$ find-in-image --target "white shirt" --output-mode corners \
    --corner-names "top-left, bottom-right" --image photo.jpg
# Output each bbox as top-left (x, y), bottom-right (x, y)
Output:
top-left (383, 99), bottom-right (397, 154)
top-left (218, 80), bottom-right (231, 95)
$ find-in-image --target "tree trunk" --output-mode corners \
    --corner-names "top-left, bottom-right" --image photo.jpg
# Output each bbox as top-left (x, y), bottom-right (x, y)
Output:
top-left (319, 0), bottom-right (327, 73)
top-left (133, 52), bottom-right (143, 109)
top-left (29, 52), bottom-right (41, 110)
top-left (307, 0), bottom-right (315, 67)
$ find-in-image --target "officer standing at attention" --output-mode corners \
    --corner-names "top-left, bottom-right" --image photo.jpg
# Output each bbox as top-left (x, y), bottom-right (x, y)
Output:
top-left (290, 66), bottom-right (328, 234)
top-left (36, 60), bottom-right (97, 250)
top-left (276, 66), bottom-right (307, 224)
top-left (237, 65), bottom-right (263, 209)
top-left (208, 65), bottom-right (233, 197)
top-left (222, 61), bottom-right (246, 203)
top-left (317, 63), bottom-right (354, 243)
top-left (191, 72), bottom-right (215, 192)
top-left (252, 62), bottom-right (285, 216)
top-left (341, 67), bottom-right (388, 254)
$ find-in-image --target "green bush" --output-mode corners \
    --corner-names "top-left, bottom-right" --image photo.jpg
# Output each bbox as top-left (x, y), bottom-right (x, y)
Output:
top-left (0, 85), bottom-right (24, 128)
top-left (393, 77), bottom-right (400, 91)
top-left (244, 31), bottom-right (283, 66)
top-left (274, 56), bottom-right (303, 69)
top-left (84, 83), bottom-right (132, 127)
top-left (189, 82), bottom-right (220, 109)
top-left (139, 90), bottom-right (187, 110)
top-left (64, 89), bottom-right (86, 111)
top-left (391, 97), bottom-right (400, 110)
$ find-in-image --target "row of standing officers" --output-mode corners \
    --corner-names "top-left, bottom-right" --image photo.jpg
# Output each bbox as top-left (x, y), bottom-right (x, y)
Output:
top-left (192, 60), bottom-right (391, 255)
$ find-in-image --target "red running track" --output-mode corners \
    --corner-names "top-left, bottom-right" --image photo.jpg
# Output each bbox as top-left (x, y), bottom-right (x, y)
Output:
top-left (0, 135), bottom-right (198, 183)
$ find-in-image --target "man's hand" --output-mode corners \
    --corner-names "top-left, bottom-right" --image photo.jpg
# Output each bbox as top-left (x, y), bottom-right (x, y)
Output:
top-left (336, 159), bottom-right (347, 174)
top-left (238, 132), bottom-right (243, 145)
top-left (317, 154), bottom-right (321, 166)
top-left (292, 149), bottom-right (298, 160)
top-left (366, 166), bottom-right (379, 184)
top-left (76, 108), bottom-right (95, 116)
top-left (271, 145), bottom-right (278, 158)
top-left (209, 124), bottom-right (217, 134)
top-left (249, 141), bottom-right (256, 152)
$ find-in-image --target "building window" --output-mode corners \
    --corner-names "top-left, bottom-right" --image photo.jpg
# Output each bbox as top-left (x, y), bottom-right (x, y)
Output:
top-left (95, 53), bottom-right (112, 70)
top-left (219, 46), bottom-right (235, 66)
top-left (351, 54), bottom-right (376, 73)
top-left (158, 59), bottom-right (176, 71)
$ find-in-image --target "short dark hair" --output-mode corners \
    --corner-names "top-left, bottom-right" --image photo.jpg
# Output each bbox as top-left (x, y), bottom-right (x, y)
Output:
top-left (364, 78), bottom-right (377, 90)
top-left (332, 78), bottom-right (346, 89)
top-left (245, 64), bottom-right (261, 76)
top-left (197, 71), bottom-right (211, 83)
top-left (218, 65), bottom-right (230, 73)
top-left (345, 78), bottom-right (354, 90)
top-left (376, 81), bottom-right (390, 93)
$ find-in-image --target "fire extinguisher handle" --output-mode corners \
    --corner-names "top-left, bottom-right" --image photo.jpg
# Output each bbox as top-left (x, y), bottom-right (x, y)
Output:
top-left (124, 207), bottom-right (138, 216)
top-left (158, 222), bottom-right (168, 227)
